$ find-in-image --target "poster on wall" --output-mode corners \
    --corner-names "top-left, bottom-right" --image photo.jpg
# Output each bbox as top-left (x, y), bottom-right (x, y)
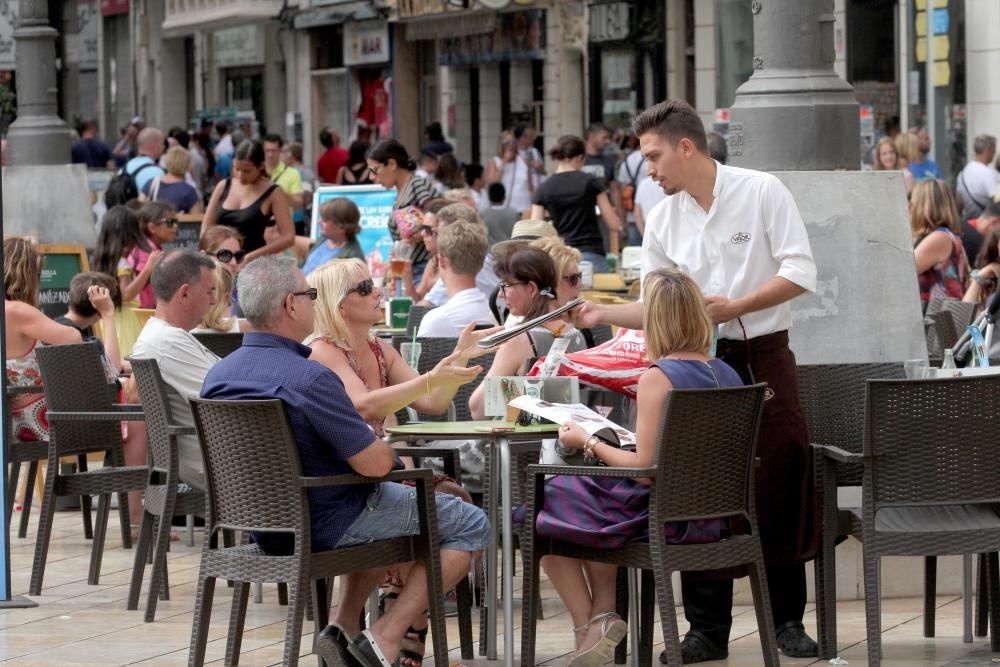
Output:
top-left (311, 185), bottom-right (397, 263)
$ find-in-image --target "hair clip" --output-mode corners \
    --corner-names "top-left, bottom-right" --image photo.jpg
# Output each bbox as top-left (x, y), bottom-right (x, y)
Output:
top-left (539, 287), bottom-right (556, 299)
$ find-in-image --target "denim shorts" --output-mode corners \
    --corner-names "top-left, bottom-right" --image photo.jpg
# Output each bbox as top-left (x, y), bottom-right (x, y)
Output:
top-left (336, 482), bottom-right (490, 552)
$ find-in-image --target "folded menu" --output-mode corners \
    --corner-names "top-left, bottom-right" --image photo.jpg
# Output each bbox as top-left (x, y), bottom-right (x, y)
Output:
top-left (476, 297), bottom-right (585, 349)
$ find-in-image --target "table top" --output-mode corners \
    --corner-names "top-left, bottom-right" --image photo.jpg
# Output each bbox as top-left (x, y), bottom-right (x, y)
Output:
top-left (386, 420), bottom-right (559, 440)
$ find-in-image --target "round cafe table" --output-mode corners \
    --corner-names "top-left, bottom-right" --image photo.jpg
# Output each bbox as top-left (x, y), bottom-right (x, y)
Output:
top-left (385, 420), bottom-right (558, 666)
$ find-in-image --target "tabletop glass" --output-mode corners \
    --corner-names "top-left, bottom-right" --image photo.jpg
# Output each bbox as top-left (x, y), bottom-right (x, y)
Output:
top-left (385, 420), bottom-right (559, 438)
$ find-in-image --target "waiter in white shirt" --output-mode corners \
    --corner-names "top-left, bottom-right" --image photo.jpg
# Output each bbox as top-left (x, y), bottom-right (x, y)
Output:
top-left (573, 99), bottom-right (819, 663)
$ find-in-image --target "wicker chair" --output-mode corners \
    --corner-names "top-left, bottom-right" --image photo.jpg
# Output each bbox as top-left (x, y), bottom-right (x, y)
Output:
top-left (925, 297), bottom-right (976, 359)
top-left (815, 375), bottom-right (1000, 665)
top-left (519, 384), bottom-right (777, 667)
top-left (406, 304), bottom-right (434, 337)
top-left (126, 358), bottom-right (207, 621)
top-left (187, 397), bottom-right (451, 667)
top-left (191, 332), bottom-right (244, 358)
top-left (586, 324), bottom-right (614, 347)
top-left (410, 337), bottom-right (460, 422)
top-left (30, 343), bottom-right (148, 595)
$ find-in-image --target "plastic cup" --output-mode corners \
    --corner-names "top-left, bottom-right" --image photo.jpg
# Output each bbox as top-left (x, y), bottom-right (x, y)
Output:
top-left (400, 342), bottom-right (422, 370)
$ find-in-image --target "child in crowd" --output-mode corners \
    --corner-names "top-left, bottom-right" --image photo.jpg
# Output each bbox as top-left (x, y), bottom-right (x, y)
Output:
top-left (130, 201), bottom-right (178, 308)
top-left (301, 198), bottom-right (365, 276)
top-left (55, 272), bottom-right (128, 376)
top-left (92, 205), bottom-right (159, 356)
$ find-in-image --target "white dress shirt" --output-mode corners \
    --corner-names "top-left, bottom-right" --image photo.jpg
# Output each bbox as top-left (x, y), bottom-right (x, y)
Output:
top-left (641, 163), bottom-right (817, 340)
top-left (417, 288), bottom-right (497, 337)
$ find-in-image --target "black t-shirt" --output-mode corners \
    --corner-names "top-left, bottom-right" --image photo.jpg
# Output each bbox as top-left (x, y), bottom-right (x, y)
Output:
top-left (583, 153), bottom-right (617, 188)
top-left (532, 171), bottom-right (607, 254)
top-left (71, 138), bottom-right (112, 168)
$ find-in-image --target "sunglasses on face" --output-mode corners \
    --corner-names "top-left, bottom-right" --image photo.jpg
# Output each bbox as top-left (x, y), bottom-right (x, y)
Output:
top-left (210, 249), bottom-right (247, 264)
top-left (563, 272), bottom-right (583, 287)
top-left (291, 287), bottom-right (318, 301)
top-left (346, 278), bottom-right (375, 298)
top-left (158, 217), bottom-right (178, 228)
top-left (419, 224), bottom-right (437, 236)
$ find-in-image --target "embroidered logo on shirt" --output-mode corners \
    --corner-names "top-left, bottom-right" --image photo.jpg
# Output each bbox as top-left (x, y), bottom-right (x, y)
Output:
top-left (731, 232), bottom-right (752, 245)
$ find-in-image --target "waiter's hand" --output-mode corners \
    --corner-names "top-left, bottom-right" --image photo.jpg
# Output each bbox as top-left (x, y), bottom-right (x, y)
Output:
top-left (705, 295), bottom-right (743, 324)
top-left (567, 300), bottom-right (603, 330)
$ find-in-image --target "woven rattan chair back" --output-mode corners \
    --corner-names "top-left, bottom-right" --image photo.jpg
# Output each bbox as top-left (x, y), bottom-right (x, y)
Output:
top-left (865, 375), bottom-right (1000, 508)
top-left (35, 342), bottom-right (120, 456)
top-left (587, 324), bottom-right (614, 347)
top-left (192, 332), bottom-right (243, 358)
top-left (129, 357), bottom-right (177, 474)
top-left (406, 305), bottom-right (434, 337)
top-left (415, 337), bottom-right (457, 375)
top-left (798, 363), bottom-right (904, 486)
top-left (454, 351), bottom-right (495, 422)
top-left (652, 384), bottom-right (766, 523)
top-left (190, 398), bottom-right (306, 536)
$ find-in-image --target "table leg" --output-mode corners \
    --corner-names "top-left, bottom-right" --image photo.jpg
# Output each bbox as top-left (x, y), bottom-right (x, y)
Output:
top-left (964, 554), bottom-right (973, 643)
top-left (485, 438), bottom-right (500, 660)
top-left (499, 436), bottom-right (514, 667)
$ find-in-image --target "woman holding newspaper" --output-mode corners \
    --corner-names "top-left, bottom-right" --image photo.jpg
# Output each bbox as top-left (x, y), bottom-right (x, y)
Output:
top-left (529, 269), bottom-right (743, 667)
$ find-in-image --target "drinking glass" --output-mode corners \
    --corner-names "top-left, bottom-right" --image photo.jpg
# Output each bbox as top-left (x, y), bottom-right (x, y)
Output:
top-left (400, 342), bottom-right (422, 370)
top-left (904, 359), bottom-right (929, 379)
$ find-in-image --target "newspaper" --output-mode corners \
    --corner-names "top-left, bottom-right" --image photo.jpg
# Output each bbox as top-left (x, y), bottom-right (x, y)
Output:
top-left (509, 395), bottom-right (636, 466)
top-left (476, 297), bottom-right (585, 349)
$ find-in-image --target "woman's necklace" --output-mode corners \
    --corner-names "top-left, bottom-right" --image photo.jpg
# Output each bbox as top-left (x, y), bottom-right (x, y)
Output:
top-left (546, 320), bottom-right (566, 337)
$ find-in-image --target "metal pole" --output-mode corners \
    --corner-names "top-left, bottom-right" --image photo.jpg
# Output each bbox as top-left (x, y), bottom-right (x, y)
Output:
top-left (924, 15), bottom-right (935, 159)
top-left (898, 0), bottom-right (910, 132)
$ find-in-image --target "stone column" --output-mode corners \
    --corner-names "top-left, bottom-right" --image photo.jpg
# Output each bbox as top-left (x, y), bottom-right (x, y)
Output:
top-left (728, 0), bottom-right (859, 171)
top-left (6, 0), bottom-right (70, 166)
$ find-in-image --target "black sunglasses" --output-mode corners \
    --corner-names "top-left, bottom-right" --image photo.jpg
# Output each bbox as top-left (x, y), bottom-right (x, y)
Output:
top-left (419, 224), bottom-right (437, 236)
top-left (563, 272), bottom-right (583, 287)
top-left (291, 287), bottom-right (318, 301)
top-left (158, 217), bottom-right (178, 228)
top-left (346, 278), bottom-right (375, 298)
top-left (211, 249), bottom-right (247, 264)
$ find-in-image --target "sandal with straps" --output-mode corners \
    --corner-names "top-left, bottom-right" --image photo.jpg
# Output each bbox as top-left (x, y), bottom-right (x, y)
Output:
top-left (399, 624), bottom-right (428, 667)
top-left (569, 612), bottom-right (628, 667)
top-left (572, 621), bottom-right (591, 652)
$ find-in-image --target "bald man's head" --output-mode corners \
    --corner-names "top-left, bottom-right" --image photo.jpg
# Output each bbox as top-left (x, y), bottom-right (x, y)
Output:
top-left (137, 127), bottom-right (165, 159)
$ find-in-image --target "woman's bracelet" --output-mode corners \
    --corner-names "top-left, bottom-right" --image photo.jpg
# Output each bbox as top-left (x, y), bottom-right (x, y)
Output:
top-left (583, 436), bottom-right (602, 460)
top-left (425, 374), bottom-right (431, 396)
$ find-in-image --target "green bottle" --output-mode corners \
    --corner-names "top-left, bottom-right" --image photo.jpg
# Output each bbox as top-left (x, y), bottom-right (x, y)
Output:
top-left (388, 296), bottom-right (413, 329)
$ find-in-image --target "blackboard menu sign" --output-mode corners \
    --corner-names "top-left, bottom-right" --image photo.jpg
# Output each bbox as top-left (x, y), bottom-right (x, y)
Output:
top-left (37, 244), bottom-right (89, 319)
top-left (163, 214), bottom-right (203, 251)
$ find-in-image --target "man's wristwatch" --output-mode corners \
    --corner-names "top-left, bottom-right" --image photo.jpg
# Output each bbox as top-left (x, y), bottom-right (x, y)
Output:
top-left (583, 436), bottom-right (602, 461)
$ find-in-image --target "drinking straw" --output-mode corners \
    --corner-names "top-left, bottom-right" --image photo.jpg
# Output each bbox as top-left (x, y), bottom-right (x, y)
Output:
top-left (411, 327), bottom-right (418, 367)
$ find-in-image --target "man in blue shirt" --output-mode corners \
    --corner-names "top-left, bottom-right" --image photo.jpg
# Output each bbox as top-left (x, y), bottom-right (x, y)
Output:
top-left (123, 127), bottom-right (166, 193)
top-left (907, 126), bottom-right (943, 182)
top-left (201, 255), bottom-right (489, 667)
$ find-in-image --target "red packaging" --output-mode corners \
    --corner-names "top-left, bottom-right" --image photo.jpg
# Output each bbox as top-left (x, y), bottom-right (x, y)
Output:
top-left (528, 328), bottom-right (647, 397)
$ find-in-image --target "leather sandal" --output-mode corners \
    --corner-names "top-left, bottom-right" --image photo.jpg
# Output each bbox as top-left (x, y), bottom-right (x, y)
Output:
top-left (315, 623), bottom-right (361, 667)
top-left (348, 629), bottom-right (394, 667)
top-left (399, 624), bottom-right (427, 667)
top-left (775, 621), bottom-right (818, 658)
top-left (569, 611), bottom-right (628, 667)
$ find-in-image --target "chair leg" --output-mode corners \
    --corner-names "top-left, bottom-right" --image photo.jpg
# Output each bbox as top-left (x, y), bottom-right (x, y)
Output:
top-left (159, 551), bottom-right (170, 601)
top-left (455, 576), bottom-right (474, 660)
top-left (653, 567), bottom-right (683, 667)
top-left (863, 552), bottom-right (882, 666)
top-left (519, 546), bottom-right (541, 667)
top-left (189, 573), bottom-right (217, 667)
top-left (127, 509), bottom-right (155, 610)
top-left (278, 581), bottom-right (289, 605)
top-left (117, 487), bottom-right (133, 550)
top-left (186, 514), bottom-right (195, 547)
top-left (78, 455), bottom-right (94, 540)
top-left (88, 493), bottom-right (112, 585)
top-left (988, 552), bottom-right (1000, 653)
top-left (923, 556), bottom-right (937, 637)
top-left (615, 567), bottom-right (628, 665)
top-left (281, 574), bottom-right (308, 667)
top-left (225, 581), bottom-right (251, 666)
top-left (6, 459), bottom-right (22, 533)
top-left (28, 459), bottom-right (59, 596)
top-left (977, 553), bottom-right (990, 638)
top-left (145, 504), bottom-right (175, 622)
top-left (18, 460), bottom-right (38, 539)
top-left (748, 555), bottom-right (780, 667)
top-left (639, 569), bottom-right (655, 667)
top-left (815, 529), bottom-right (839, 659)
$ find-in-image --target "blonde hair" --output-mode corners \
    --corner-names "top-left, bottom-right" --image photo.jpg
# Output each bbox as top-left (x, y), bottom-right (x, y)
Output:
top-left (894, 132), bottom-right (919, 165)
top-left (495, 130), bottom-right (516, 157)
top-left (530, 237), bottom-right (582, 283)
top-left (199, 263), bottom-right (237, 332)
top-left (4, 237), bottom-right (42, 306)
top-left (910, 178), bottom-right (961, 239)
top-left (642, 268), bottom-right (714, 360)
top-left (200, 225), bottom-right (244, 253)
top-left (872, 137), bottom-right (898, 171)
top-left (308, 258), bottom-right (370, 350)
top-left (163, 146), bottom-right (192, 177)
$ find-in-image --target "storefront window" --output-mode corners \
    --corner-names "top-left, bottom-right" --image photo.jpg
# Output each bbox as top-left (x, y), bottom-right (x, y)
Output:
top-left (714, 0), bottom-right (753, 110)
top-left (600, 48), bottom-right (636, 131)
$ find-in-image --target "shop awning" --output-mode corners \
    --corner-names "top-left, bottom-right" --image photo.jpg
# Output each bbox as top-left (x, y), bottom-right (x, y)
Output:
top-left (404, 11), bottom-right (495, 42)
top-left (293, 1), bottom-right (384, 29)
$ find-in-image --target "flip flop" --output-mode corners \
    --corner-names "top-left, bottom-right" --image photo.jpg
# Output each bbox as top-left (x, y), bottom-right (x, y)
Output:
top-left (315, 623), bottom-right (360, 667)
top-left (348, 629), bottom-right (394, 667)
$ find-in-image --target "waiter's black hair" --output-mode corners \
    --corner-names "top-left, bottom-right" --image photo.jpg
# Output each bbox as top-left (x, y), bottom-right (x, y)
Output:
top-left (632, 99), bottom-right (709, 153)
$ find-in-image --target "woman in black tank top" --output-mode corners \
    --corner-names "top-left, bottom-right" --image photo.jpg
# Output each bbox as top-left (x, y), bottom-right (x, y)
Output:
top-left (337, 140), bottom-right (373, 185)
top-left (202, 139), bottom-right (294, 261)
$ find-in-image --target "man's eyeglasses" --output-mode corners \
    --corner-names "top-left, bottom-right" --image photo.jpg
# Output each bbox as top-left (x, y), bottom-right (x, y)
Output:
top-left (346, 278), bottom-right (375, 298)
top-left (209, 249), bottom-right (247, 264)
top-left (563, 272), bottom-right (583, 287)
top-left (368, 163), bottom-right (384, 177)
top-left (419, 224), bottom-right (437, 236)
top-left (500, 281), bottom-right (528, 293)
top-left (158, 217), bottom-right (178, 228)
top-left (291, 287), bottom-right (318, 301)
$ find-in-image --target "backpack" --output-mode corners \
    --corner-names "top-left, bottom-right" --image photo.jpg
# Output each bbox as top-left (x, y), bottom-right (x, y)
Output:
top-left (104, 160), bottom-right (158, 207)
top-left (621, 154), bottom-right (645, 212)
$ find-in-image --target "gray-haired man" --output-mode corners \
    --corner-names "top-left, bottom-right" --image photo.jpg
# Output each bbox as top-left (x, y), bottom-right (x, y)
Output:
top-left (201, 256), bottom-right (489, 667)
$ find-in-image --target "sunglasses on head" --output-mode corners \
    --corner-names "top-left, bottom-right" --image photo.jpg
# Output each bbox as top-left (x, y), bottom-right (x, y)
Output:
top-left (563, 272), bottom-right (583, 287)
top-left (210, 249), bottom-right (247, 264)
top-left (346, 278), bottom-right (375, 298)
top-left (158, 217), bottom-right (178, 228)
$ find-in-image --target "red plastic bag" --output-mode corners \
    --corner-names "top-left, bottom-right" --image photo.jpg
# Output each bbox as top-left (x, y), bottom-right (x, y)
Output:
top-left (528, 328), bottom-right (647, 397)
